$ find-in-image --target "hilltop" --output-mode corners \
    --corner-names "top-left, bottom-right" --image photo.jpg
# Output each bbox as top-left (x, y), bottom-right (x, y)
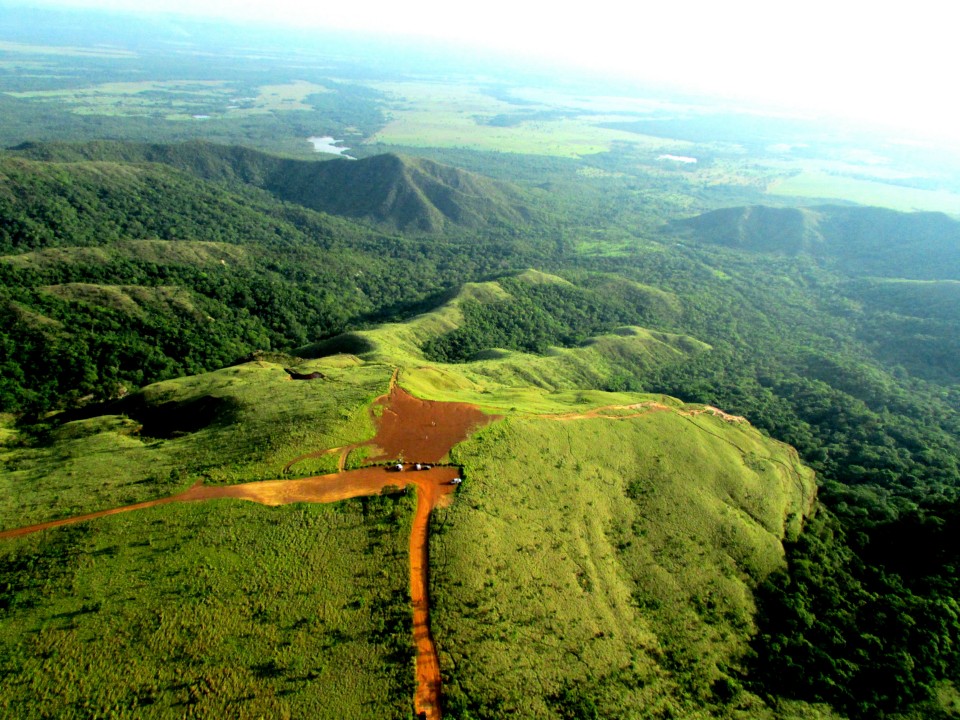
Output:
top-left (0, 282), bottom-right (816, 718)
top-left (298, 270), bottom-right (696, 393)
top-left (674, 204), bottom-right (960, 279)
top-left (272, 152), bottom-right (537, 233)
top-left (10, 141), bottom-right (540, 234)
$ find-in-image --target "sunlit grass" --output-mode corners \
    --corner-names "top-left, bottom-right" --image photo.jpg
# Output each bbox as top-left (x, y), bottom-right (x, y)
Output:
top-left (364, 81), bottom-right (669, 158)
top-left (297, 273), bottom-right (703, 414)
top-left (0, 494), bottom-right (417, 719)
top-left (0, 269), bottom-right (821, 717)
top-left (431, 411), bottom-right (815, 716)
top-left (251, 80), bottom-right (331, 112)
top-left (0, 359), bottom-right (390, 531)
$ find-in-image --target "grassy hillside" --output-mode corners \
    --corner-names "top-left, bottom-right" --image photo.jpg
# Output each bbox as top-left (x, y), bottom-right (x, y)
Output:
top-left (0, 283), bottom-right (822, 717)
top-left (2, 137), bottom-right (960, 717)
top-left (0, 356), bottom-right (387, 531)
top-left (0, 270), bottom-right (695, 533)
top-left (0, 494), bottom-right (417, 719)
top-left (300, 271), bottom-right (701, 398)
top-left (2, 246), bottom-right (957, 716)
top-left (434, 413), bottom-right (815, 718)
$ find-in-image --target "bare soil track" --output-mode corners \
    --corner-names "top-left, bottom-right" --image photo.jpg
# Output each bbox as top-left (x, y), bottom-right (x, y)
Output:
top-left (0, 372), bottom-right (497, 720)
top-left (547, 400), bottom-right (746, 423)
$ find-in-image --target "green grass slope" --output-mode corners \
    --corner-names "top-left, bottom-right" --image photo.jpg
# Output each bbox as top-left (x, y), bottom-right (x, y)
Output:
top-left (299, 271), bottom-right (703, 400)
top-left (0, 356), bottom-right (387, 531)
top-left (431, 404), bottom-right (816, 718)
top-left (0, 493), bottom-right (416, 719)
top-left (0, 271), bottom-right (820, 718)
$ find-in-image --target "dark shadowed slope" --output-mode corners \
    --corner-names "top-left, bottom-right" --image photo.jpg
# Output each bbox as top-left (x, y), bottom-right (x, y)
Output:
top-left (272, 152), bottom-right (536, 233)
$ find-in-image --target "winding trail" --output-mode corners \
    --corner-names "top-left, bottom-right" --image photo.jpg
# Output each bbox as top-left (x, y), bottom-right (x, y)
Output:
top-left (0, 468), bottom-right (459, 540)
top-left (544, 400), bottom-right (746, 423)
top-left (0, 369), bottom-right (498, 720)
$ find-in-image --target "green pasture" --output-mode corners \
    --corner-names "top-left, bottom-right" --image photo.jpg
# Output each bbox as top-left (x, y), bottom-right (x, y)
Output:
top-left (364, 81), bottom-right (670, 158)
top-left (7, 79), bottom-right (332, 121)
top-left (768, 169), bottom-right (960, 214)
top-left (369, 112), bottom-right (651, 158)
top-left (253, 81), bottom-right (331, 111)
top-left (0, 492), bottom-right (416, 719)
top-left (9, 80), bottom-right (233, 119)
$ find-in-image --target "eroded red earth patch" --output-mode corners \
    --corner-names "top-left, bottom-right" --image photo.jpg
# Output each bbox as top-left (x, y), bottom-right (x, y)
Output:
top-left (369, 383), bottom-right (493, 464)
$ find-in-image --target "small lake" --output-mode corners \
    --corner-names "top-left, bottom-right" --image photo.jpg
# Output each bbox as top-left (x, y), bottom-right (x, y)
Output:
top-left (658, 154), bottom-right (697, 164)
top-left (307, 136), bottom-right (355, 159)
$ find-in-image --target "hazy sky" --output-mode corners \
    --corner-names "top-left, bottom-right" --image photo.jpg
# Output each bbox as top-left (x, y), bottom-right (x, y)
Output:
top-left (18, 0), bottom-right (958, 140)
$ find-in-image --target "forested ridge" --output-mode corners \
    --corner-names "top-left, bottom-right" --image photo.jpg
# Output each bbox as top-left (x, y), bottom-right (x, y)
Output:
top-left (0, 150), bottom-right (556, 414)
top-left (3, 142), bottom-right (960, 717)
top-left (8, 141), bottom-right (545, 234)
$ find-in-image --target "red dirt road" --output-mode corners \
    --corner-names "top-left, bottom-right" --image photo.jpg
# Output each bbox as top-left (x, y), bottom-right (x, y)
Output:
top-left (0, 468), bottom-right (457, 537)
top-left (0, 465), bottom-right (459, 719)
top-left (0, 374), bottom-right (498, 720)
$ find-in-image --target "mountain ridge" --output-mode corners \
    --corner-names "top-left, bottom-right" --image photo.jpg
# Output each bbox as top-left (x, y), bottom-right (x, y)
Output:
top-left (674, 203), bottom-right (960, 278)
top-left (9, 140), bottom-right (538, 234)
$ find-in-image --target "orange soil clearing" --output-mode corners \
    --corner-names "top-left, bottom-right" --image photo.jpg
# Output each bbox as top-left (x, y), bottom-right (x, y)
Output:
top-left (369, 382), bottom-right (493, 464)
top-left (0, 374), bottom-right (497, 720)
